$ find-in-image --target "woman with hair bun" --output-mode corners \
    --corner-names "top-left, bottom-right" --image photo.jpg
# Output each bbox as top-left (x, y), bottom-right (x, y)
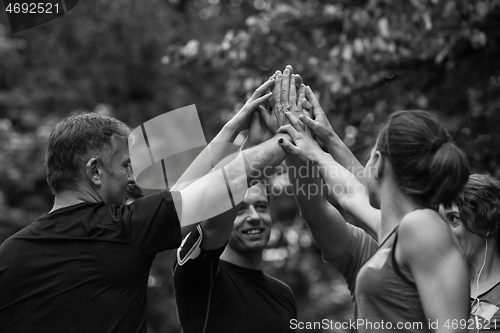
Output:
top-left (279, 105), bottom-right (471, 332)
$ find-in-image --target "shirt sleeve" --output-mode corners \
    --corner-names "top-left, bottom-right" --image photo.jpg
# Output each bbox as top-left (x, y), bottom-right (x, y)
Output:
top-left (172, 225), bottom-right (226, 332)
top-left (323, 223), bottom-right (378, 295)
top-left (111, 191), bottom-right (182, 255)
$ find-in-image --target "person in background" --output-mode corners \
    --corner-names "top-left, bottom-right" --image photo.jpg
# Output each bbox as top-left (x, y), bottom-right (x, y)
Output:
top-left (441, 174), bottom-right (500, 332)
top-left (173, 68), bottom-right (299, 333)
top-left (173, 182), bottom-right (296, 333)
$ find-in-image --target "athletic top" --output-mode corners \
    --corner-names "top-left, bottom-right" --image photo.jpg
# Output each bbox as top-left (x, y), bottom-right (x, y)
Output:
top-left (472, 280), bottom-right (500, 332)
top-left (324, 224), bottom-right (429, 332)
top-left (325, 223), bottom-right (500, 333)
top-left (173, 225), bottom-right (297, 333)
top-left (0, 191), bottom-right (181, 333)
top-left (355, 229), bottom-right (430, 332)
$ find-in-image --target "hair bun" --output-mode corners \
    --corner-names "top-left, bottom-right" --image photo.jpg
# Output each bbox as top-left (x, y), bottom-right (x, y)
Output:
top-left (430, 138), bottom-right (443, 152)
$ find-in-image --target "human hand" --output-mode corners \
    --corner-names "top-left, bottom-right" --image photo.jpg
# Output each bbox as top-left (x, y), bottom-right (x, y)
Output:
top-left (224, 78), bottom-right (274, 137)
top-left (298, 86), bottom-right (339, 145)
top-left (247, 106), bottom-right (273, 146)
top-left (260, 65), bottom-right (303, 133)
top-left (263, 70), bottom-right (279, 111)
top-left (297, 81), bottom-right (312, 113)
top-left (277, 108), bottom-right (324, 164)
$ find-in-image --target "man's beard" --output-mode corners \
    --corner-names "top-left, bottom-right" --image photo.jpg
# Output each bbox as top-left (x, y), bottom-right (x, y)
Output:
top-left (125, 183), bottom-right (144, 201)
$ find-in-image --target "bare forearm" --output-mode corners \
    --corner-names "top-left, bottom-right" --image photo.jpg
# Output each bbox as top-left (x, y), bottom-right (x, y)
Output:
top-left (325, 135), bottom-right (365, 183)
top-left (240, 133), bottom-right (290, 183)
top-left (173, 126), bottom-right (239, 191)
top-left (314, 151), bottom-right (380, 233)
top-left (302, 201), bottom-right (353, 260)
top-left (285, 157), bottom-right (326, 211)
top-left (315, 151), bottom-right (363, 202)
top-left (284, 156), bottom-right (354, 258)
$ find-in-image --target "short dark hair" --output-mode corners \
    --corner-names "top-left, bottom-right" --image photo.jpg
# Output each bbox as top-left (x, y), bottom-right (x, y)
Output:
top-left (45, 112), bottom-right (131, 194)
top-left (376, 110), bottom-right (469, 208)
top-left (456, 174), bottom-right (500, 238)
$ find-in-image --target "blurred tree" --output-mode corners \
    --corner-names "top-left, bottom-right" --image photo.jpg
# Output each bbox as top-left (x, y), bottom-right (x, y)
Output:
top-left (0, 0), bottom-right (499, 332)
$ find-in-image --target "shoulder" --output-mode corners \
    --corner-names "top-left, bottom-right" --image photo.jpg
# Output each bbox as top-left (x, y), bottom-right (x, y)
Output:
top-left (126, 190), bottom-right (176, 208)
top-left (398, 209), bottom-right (457, 261)
top-left (399, 209), bottom-right (452, 243)
top-left (106, 191), bottom-right (176, 224)
top-left (127, 191), bottom-right (176, 209)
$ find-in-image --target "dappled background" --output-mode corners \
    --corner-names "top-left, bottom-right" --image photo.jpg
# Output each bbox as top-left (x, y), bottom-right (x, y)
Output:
top-left (1, 0), bottom-right (500, 332)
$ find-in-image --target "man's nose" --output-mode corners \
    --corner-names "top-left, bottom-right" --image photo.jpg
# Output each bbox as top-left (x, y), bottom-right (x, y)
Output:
top-left (245, 206), bottom-right (261, 223)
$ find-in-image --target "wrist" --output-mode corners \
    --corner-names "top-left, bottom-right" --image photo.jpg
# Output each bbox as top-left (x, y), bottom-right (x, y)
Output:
top-left (220, 124), bottom-right (238, 143)
top-left (241, 137), bottom-right (255, 150)
top-left (312, 150), bottom-right (329, 165)
top-left (274, 133), bottom-right (292, 145)
top-left (325, 134), bottom-right (345, 154)
top-left (325, 132), bottom-right (341, 146)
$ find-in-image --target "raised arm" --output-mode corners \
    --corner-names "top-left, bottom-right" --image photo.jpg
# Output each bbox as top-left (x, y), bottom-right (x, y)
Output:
top-left (274, 67), bottom-right (356, 260)
top-left (174, 78), bottom-right (274, 190)
top-left (279, 111), bottom-right (381, 235)
top-left (313, 151), bottom-right (380, 235)
top-left (299, 86), bottom-right (365, 182)
top-left (175, 74), bottom-right (293, 251)
top-left (287, 158), bottom-right (361, 260)
top-left (196, 132), bottom-right (290, 250)
top-left (276, 89), bottom-right (375, 297)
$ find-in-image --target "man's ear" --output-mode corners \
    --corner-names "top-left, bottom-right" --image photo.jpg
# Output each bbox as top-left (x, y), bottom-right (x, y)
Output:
top-left (373, 151), bottom-right (384, 180)
top-left (86, 157), bottom-right (102, 186)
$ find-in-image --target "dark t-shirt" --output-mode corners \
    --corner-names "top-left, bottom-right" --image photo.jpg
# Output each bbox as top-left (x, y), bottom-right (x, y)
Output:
top-left (0, 192), bottom-right (181, 333)
top-left (173, 225), bottom-right (297, 333)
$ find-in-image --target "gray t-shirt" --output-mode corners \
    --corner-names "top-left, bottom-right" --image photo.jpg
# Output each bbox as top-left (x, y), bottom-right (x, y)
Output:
top-left (324, 224), bottom-right (431, 332)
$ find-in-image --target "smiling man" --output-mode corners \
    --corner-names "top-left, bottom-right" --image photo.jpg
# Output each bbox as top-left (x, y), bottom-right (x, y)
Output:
top-left (173, 182), bottom-right (297, 333)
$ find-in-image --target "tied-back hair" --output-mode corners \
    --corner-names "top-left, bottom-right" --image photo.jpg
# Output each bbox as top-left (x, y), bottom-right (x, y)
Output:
top-left (376, 110), bottom-right (469, 209)
top-left (45, 112), bottom-right (131, 194)
top-left (456, 174), bottom-right (500, 241)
